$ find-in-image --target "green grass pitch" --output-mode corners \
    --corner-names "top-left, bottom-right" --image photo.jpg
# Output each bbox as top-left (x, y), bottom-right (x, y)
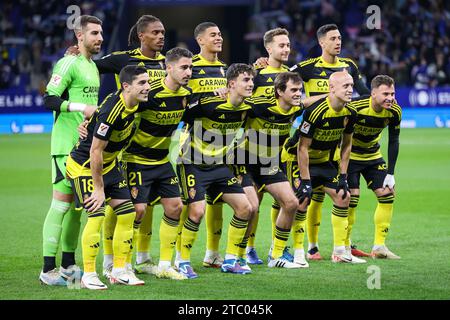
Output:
top-left (0, 129), bottom-right (449, 300)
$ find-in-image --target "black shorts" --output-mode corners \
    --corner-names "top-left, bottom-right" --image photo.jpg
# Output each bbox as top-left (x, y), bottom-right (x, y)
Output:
top-left (246, 163), bottom-right (288, 192)
top-left (177, 163), bottom-right (244, 204)
top-left (310, 161), bottom-right (340, 190)
top-left (205, 165), bottom-right (255, 205)
top-left (280, 160), bottom-right (302, 197)
top-left (125, 162), bottom-right (181, 205)
top-left (69, 164), bottom-right (131, 210)
top-left (348, 158), bottom-right (387, 190)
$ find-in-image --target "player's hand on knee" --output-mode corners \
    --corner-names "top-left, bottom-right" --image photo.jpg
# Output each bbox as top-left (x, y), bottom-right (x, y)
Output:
top-left (336, 174), bottom-right (349, 199)
top-left (84, 189), bottom-right (105, 213)
top-left (296, 179), bottom-right (312, 204)
top-left (383, 174), bottom-right (395, 192)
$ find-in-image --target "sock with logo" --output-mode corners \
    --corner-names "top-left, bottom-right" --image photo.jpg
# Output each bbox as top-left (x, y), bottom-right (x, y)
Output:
top-left (159, 214), bottom-right (179, 262)
top-left (374, 194), bottom-right (394, 246)
top-left (82, 207), bottom-right (105, 273)
top-left (112, 202), bottom-right (136, 269)
top-left (205, 203), bottom-right (223, 252)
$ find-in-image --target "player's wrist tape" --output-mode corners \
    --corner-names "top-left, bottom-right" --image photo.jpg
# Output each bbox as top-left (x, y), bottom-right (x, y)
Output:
top-left (68, 102), bottom-right (87, 112)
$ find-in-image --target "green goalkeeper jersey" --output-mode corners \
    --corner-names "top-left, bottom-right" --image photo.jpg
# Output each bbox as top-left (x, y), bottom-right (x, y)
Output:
top-left (46, 55), bottom-right (100, 155)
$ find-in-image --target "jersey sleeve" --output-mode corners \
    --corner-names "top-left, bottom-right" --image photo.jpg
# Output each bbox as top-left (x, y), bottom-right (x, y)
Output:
top-left (298, 107), bottom-right (316, 138)
top-left (46, 56), bottom-right (76, 97)
top-left (344, 107), bottom-right (358, 134)
top-left (92, 96), bottom-right (120, 141)
top-left (347, 59), bottom-right (370, 95)
top-left (181, 97), bottom-right (201, 124)
top-left (94, 51), bottom-right (128, 74)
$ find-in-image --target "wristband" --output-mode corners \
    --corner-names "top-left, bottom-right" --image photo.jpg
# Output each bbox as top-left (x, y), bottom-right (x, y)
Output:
top-left (68, 102), bottom-right (87, 112)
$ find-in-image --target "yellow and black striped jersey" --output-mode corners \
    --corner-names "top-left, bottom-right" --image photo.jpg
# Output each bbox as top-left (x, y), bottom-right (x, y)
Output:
top-left (289, 56), bottom-right (368, 97)
top-left (349, 95), bottom-right (401, 161)
top-left (244, 96), bottom-right (303, 163)
top-left (284, 97), bottom-right (357, 164)
top-left (95, 48), bottom-right (166, 89)
top-left (180, 95), bottom-right (251, 165)
top-left (253, 65), bottom-right (290, 97)
top-left (122, 78), bottom-right (192, 165)
top-left (67, 91), bottom-right (140, 177)
top-left (188, 54), bottom-right (227, 100)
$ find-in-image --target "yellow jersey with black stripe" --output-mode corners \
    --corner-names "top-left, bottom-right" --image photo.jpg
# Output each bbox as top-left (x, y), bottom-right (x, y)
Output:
top-left (253, 65), bottom-right (290, 97)
top-left (122, 78), bottom-right (192, 165)
top-left (67, 91), bottom-right (140, 178)
top-left (290, 56), bottom-right (368, 97)
top-left (95, 48), bottom-right (166, 88)
top-left (244, 96), bottom-right (303, 163)
top-left (188, 54), bottom-right (227, 99)
top-left (284, 97), bottom-right (357, 164)
top-left (349, 95), bottom-right (402, 161)
top-left (180, 96), bottom-right (251, 165)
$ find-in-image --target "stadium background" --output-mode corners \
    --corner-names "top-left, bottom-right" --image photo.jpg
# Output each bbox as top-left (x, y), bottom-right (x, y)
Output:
top-left (1, 0), bottom-right (449, 301)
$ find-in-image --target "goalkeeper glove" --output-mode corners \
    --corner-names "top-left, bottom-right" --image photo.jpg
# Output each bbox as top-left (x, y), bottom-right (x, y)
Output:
top-left (383, 174), bottom-right (395, 190)
top-left (336, 173), bottom-right (349, 199)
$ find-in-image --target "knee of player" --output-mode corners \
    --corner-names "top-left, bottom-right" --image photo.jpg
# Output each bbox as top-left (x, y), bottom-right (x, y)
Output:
top-left (377, 192), bottom-right (395, 204)
top-left (285, 196), bottom-right (299, 214)
top-left (134, 203), bottom-right (147, 218)
top-left (334, 194), bottom-right (350, 207)
top-left (168, 200), bottom-right (184, 218)
top-left (235, 201), bottom-right (252, 220)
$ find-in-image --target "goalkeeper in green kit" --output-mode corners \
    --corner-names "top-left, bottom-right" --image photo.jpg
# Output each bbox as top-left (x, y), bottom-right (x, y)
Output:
top-left (39, 15), bottom-right (103, 285)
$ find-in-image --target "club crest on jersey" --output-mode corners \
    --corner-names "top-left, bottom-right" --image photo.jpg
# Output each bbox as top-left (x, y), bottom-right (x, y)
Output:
top-left (189, 187), bottom-right (196, 199)
top-left (97, 123), bottom-right (110, 137)
top-left (50, 74), bottom-right (62, 86)
top-left (131, 187), bottom-right (139, 199)
top-left (220, 67), bottom-right (225, 77)
top-left (300, 121), bottom-right (311, 134)
top-left (294, 178), bottom-right (300, 189)
top-left (182, 97), bottom-right (187, 108)
top-left (159, 61), bottom-right (165, 69)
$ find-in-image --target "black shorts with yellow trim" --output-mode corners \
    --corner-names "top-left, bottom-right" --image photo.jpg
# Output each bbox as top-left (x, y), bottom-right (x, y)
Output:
top-left (310, 161), bottom-right (340, 190)
top-left (177, 163), bottom-right (244, 204)
top-left (205, 164), bottom-right (254, 205)
top-left (280, 159), bottom-right (302, 196)
top-left (246, 163), bottom-right (288, 193)
top-left (348, 158), bottom-right (387, 190)
top-left (125, 162), bottom-right (181, 205)
top-left (69, 164), bottom-right (130, 210)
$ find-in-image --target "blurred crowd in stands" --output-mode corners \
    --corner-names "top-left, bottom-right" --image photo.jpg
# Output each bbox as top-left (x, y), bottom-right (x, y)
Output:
top-left (251, 0), bottom-right (450, 88)
top-left (1, 0), bottom-right (449, 92)
top-left (0, 0), bottom-right (118, 92)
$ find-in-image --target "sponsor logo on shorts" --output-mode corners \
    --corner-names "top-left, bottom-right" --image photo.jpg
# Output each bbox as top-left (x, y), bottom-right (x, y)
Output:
top-left (131, 186), bottom-right (139, 199)
top-left (119, 180), bottom-right (127, 188)
top-left (227, 177), bottom-right (238, 185)
top-left (97, 123), bottom-right (110, 137)
top-left (189, 187), bottom-right (196, 199)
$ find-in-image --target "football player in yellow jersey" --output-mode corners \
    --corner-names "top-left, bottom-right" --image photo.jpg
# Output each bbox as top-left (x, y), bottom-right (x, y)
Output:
top-left (245, 28), bottom-right (292, 264)
top-left (296, 71), bottom-right (364, 264)
top-left (98, 15), bottom-right (167, 277)
top-left (291, 24), bottom-right (370, 260)
top-left (175, 22), bottom-right (229, 269)
top-left (347, 75), bottom-right (402, 259)
top-left (70, 15), bottom-right (168, 276)
top-left (66, 65), bottom-right (150, 289)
